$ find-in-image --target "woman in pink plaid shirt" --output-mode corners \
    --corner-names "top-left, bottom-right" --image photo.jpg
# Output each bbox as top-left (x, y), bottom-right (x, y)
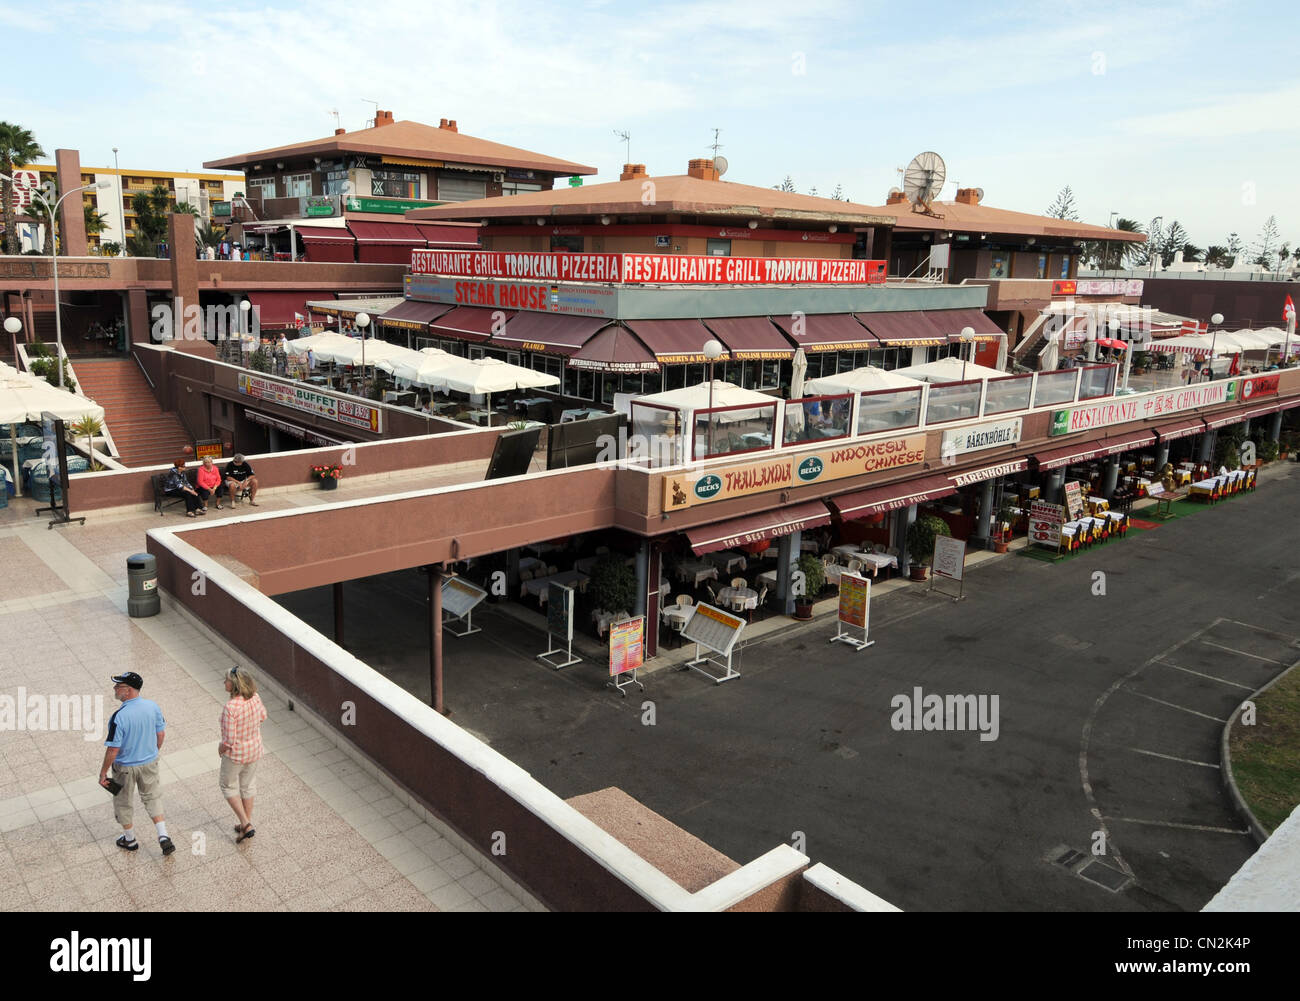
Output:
top-left (219, 665), bottom-right (268, 843)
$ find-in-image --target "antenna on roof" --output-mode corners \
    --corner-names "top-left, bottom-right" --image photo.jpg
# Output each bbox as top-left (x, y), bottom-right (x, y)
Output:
top-left (710, 128), bottom-right (723, 158)
top-left (361, 98), bottom-right (379, 128)
top-left (328, 109), bottom-right (340, 129)
top-left (614, 129), bottom-right (631, 163)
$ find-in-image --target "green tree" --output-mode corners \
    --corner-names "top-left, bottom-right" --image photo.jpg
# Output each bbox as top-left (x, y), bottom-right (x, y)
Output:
top-left (84, 201), bottom-right (109, 239)
top-left (1045, 186), bottom-right (1079, 221)
top-left (773, 175), bottom-right (796, 192)
top-left (99, 240), bottom-right (122, 257)
top-left (24, 192), bottom-right (56, 256)
top-left (1252, 216), bottom-right (1280, 268)
top-left (1160, 221), bottom-right (1188, 267)
top-left (1225, 233), bottom-right (1242, 268)
top-left (127, 184), bottom-right (173, 256)
top-left (195, 219), bottom-right (225, 255)
top-left (0, 122), bottom-right (45, 256)
top-left (1179, 243), bottom-right (1202, 263)
top-left (1205, 245), bottom-right (1230, 268)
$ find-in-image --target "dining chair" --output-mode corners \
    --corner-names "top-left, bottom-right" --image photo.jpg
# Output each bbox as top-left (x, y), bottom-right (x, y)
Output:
top-left (705, 582), bottom-right (718, 603)
top-left (731, 576), bottom-right (746, 589)
top-left (676, 594), bottom-right (694, 608)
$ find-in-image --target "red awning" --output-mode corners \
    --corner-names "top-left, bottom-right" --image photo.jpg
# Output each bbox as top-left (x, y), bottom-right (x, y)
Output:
top-left (428, 306), bottom-right (517, 344)
top-left (770, 313), bottom-right (876, 353)
top-left (685, 501), bottom-right (832, 555)
top-left (416, 224), bottom-right (480, 248)
top-left (377, 299), bottom-right (455, 332)
top-left (926, 308), bottom-right (1005, 342)
top-left (567, 325), bottom-right (659, 372)
top-left (1152, 417), bottom-right (1205, 441)
top-left (347, 221), bottom-right (426, 245)
top-left (492, 313), bottom-right (609, 356)
top-left (1242, 402), bottom-right (1284, 420)
top-left (245, 291), bottom-right (315, 330)
top-left (858, 311), bottom-right (947, 346)
top-left (829, 474), bottom-right (958, 520)
top-left (621, 319), bottom-right (719, 363)
top-left (1033, 432), bottom-right (1156, 470)
top-left (1204, 410), bottom-right (1253, 431)
top-left (298, 226), bottom-right (355, 264)
top-left (702, 316), bottom-right (795, 360)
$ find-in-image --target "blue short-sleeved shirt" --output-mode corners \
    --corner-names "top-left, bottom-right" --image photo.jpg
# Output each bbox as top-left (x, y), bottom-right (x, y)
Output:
top-left (104, 697), bottom-right (166, 768)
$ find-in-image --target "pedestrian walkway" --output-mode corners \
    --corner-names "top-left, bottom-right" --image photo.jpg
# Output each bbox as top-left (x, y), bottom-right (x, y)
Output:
top-left (0, 498), bottom-right (544, 912)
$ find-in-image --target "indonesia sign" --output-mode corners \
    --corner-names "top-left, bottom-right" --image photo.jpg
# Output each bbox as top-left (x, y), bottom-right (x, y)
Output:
top-left (237, 373), bottom-right (382, 432)
top-left (410, 250), bottom-right (887, 286)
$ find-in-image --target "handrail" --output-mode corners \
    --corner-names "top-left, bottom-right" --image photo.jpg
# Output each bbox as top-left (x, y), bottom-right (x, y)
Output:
top-left (132, 349), bottom-right (155, 390)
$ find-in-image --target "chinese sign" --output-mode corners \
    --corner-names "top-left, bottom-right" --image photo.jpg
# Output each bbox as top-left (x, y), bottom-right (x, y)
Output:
top-left (237, 373), bottom-right (382, 432)
top-left (1050, 382), bottom-right (1230, 436)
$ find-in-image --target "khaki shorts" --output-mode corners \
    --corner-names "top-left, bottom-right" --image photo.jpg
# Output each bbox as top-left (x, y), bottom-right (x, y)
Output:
top-left (112, 760), bottom-right (163, 827)
top-left (219, 756), bottom-right (259, 799)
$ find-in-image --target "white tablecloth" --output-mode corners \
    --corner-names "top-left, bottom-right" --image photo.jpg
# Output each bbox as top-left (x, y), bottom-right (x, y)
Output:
top-left (675, 560), bottom-right (720, 586)
top-left (660, 606), bottom-right (692, 630)
top-left (717, 586), bottom-right (759, 611)
top-left (707, 551), bottom-right (748, 573)
top-left (521, 570), bottom-right (589, 601)
top-left (857, 553), bottom-right (898, 576)
top-left (592, 609), bottom-right (629, 637)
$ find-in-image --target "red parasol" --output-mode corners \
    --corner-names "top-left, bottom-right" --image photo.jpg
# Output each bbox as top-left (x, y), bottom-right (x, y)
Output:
top-left (1096, 337), bottom-right (1129, 350)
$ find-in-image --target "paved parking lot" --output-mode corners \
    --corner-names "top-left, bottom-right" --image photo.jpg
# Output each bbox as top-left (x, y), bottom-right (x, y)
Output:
top-left (277, 462), bottom-right (1300, 910)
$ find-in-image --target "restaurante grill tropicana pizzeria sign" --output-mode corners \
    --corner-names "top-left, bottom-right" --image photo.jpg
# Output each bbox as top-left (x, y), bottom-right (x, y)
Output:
top-left (410, 250), bottom-right (887, 285)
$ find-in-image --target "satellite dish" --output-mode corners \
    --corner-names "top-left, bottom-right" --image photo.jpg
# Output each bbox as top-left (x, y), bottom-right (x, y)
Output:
top-left (903, 151), bottom-right (946, 218)
top-left (713, 155), bottom-right (729, 177)
top-left (974, 187), bottom-right (984, 204)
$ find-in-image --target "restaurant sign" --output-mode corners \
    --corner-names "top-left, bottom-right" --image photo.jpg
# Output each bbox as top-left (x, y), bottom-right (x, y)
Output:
top-left (410, 250), bottom-right (887, 286)
top-left (346, 196), bottom-right (441, 214)
top-left (940, 418), bottom-right (1022, 458)
top-left (405, 275), bottom-right (619, 318)
top-left (1233, 373), bottom-right (1280, 402)
top-left (237, 373), bottom-right (382, 432)
top-left (663, 434), bottom-right (926, 510)
top-left (1049, 382), bottom-right (1230, 436)
top-left (1052, 279), bottom-right (1144, 296)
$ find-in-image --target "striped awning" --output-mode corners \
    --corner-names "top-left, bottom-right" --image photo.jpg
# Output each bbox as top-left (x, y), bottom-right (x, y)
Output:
top-left (685, 501), bottom-right (832, 555)
top-left (828, 474), bottom-right (958, 520)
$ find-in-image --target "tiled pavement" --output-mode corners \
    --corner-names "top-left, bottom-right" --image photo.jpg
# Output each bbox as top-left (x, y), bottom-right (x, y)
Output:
top-left (0, 470), bottom-right (544, 912)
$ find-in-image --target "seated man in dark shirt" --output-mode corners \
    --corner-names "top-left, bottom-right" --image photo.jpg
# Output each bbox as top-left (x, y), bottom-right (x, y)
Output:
top-left (223, 453), bottom-right (259, 506)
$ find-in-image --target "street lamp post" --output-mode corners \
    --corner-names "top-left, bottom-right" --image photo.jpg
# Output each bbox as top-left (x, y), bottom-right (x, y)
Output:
top-left (0, 174), bottom-right (112, 388)
top-left (1148, 216), bottom-right (1163, 278)
top-left (356, 312), bottom-right (371, 396)
top-left (959, 326), bottom-right (975, 382)
top-left (112, 147), bottom-right (126, 256)
top-left (239, 299), bottom-right (251, 365)
top-left (1208, 312), bottom-right (1224, 376)
top-left (702, 338), bottom-right (724, 458)
top-left (4, 316), bottom-right (24, 496)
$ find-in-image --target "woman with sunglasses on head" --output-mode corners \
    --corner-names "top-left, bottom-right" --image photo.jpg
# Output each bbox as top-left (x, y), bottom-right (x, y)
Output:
top-left (218, 665), bottom-right (268, 843)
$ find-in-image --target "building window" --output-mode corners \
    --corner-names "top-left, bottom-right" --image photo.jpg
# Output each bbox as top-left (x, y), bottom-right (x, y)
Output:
top-left (322, 169), bottom-right (348, 196)
top-left (249, 177), bottom-right (275, 200)
top-left (1060, 254), bottom-right (1071, 278)
top-left (285, 173), bottom-right (311, 198)
top-left (563, 366), bottom-right (595, 400)
top-left (1036, 254), bottom-right (1047, 279)
top-left (989, 254), bottom-right (1008, 278)
top-left (502, 181), bottom-right (543, 196)
top-left (706, 238), bottom-right (731, 256)
top-left (436, 175), bottom-right (486, 202)
top-left (372, 169), bottom-right (421, 199)
top-left (551, 235), bottom-right (583, 253)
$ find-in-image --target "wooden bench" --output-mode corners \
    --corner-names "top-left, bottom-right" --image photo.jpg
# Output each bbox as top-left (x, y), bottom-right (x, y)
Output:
top-left (152, 469), bottom-right (200, 516)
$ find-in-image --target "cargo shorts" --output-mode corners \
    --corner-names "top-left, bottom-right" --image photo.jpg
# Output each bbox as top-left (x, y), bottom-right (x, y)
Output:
top-left (111, 760), bottom-right (164, 827)
top-left (218, 757), bottom-right (259, 799)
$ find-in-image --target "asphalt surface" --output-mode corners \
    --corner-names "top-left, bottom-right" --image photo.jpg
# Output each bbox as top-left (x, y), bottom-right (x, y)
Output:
top-left (276, 463), bottom-right (1300, 911)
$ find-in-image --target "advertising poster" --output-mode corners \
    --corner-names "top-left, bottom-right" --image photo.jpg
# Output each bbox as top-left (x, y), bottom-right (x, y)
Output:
top-left (838, 573), bottom-right (868, 628)
top-left (1062, 481), bottom-right (1084, 521)
top-left (609, 616), bottom-right (645, 677)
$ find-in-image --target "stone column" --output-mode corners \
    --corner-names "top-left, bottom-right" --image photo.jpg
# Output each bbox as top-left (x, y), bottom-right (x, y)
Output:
top-left (1197, 431), bottom-right (1214, 463)
top-left (1269, 411), bottom-right (1283, 441)
top-left (777, 532), bottom-right (797, 615)
top-left (1101, 458), bottom-right (1120, 499)
top-left (633, 541), bottom-right (648, 618)
top-left (1154, 443), bottom-right (1169, 469)
top-left (1046, 469), bottom-right (1064, 504)
top-left (971, 479), bottom-right (995, 550)
top-left (896, 505), bottom-right (918, 569)
top-left (54, 149), bottom-right (88, 258)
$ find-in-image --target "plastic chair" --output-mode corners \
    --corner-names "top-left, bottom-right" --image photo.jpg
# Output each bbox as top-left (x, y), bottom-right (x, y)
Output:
top-left (846, 558), bottom-right (863, 575)
top-left (731, 576), bottom-right (746, 589)
top-left (705, 582), bottom-right (718, 603)
top-left (676, 594), bottom-right (694, 608)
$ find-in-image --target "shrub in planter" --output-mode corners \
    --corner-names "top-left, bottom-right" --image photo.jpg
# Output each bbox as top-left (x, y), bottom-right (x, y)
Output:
top-left (905, 514), bottom-right (952, 580)
top-left (1256, 439), bottom-right (1279, 464)
top-left (589, 555), bottom-right (635, 617)
top-left (793, 553), bottom-right (826, 618)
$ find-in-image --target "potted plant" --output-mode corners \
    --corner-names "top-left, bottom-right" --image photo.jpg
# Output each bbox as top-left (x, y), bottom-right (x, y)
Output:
top-left (793, 553), bottom-right (825, 620)
top-left (588, 555), bottom-right (635, 628)
top-left (67, 414), bottom-right (106, 471)
top-left (311, 462), bottom-right (342, 489)
top-left (993, 501), bottom-right (1015, 553)
top-left (905, 514), bottom-right (951, 581)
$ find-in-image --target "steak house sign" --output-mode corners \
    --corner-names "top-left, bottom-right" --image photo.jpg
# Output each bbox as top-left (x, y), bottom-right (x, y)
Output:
top-left (664, 434), bottom-right (926, 510)
top-left (411, 250), bottom-right (887, 286)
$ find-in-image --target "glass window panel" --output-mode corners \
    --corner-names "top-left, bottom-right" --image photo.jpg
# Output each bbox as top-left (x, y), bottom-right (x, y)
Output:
top-left (856, 387), bottom-right (922, 433)
top-left (1034, 369), bottom-right (1079, 407)
top-left (693, 402), bottom-right (776, 458)
top-left (982, 375), bottom-right (1033, 414)
top-left (783, 395), bottom-right (852, 444)
top-left (1078, 364), bottom-right (1115, 400)
top-left (925, 380), bottom-right (983, 424)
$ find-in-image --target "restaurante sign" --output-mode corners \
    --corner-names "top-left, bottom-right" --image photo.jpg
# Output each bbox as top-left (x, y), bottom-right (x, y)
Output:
top-left (237, 373), bottom-right (382, 432)
top-left (1049, 382), bottom-right (1230, 436)
top-left (411, 250), bottom-right (887, 286)
top-left (663, 434), bottom-right (926, 509)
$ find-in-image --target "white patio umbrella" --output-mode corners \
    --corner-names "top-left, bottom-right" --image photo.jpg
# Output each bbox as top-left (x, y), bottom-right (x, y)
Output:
top-left (424, 356), bottom-right (560, 421)
top-left (805, 365), bottom-right (924, 395)
top-left (893, 356), bottom-right (1006, 383)
top-left (1, 371), bottom-right (105, 498)
top-left (790, 348), bottom-right (808, 400)
top-left (283, 331), bottom-right (356, 358)
top-left (382, 348), bottom-right (460, 386)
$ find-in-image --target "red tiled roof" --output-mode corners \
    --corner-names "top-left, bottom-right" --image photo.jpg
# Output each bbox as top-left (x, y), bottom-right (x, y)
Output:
top-left (204, 120), bottom-right (596, 176)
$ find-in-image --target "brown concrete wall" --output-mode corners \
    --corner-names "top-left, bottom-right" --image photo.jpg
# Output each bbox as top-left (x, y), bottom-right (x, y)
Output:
top-left (167, 214), bottom-right (199, 310)
top-left (724, 867), bottom-right (807, 912)
top-left (796, 879), bottom-right (855, 912)
top-left (55, 150), bottom-right (88, 258)
top-left (1138, 277), bottom-right (1293, 327)
top-left (70, 425), bottom-right (504, 512)
top-left (143, 538), bottom-right (655, 912)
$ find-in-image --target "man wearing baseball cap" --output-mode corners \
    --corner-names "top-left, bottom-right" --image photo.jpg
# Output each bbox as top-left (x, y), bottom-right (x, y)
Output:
top-left (99, 672), bottom-right (175, 856)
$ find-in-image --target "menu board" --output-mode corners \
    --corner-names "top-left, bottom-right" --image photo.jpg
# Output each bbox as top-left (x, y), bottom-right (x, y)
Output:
top-left (682, 603), bottom-right (745, 655)
top-left (1062, 481), bottom-right (1084, 521)
top-left (932, 536), bottom-right (967, 582)
top-left (608, 616), bottom-right (645, 677)
top-left (441, 576), bottom-right (487, 619)
top-left (194, 438), bottom-right (223, 462)
top-left (1028, 501), bottom-right (1065, 547)
top-left (547, 583), bottom-right (573, 640)
top-left (838, 573), bottom-right (868, 628)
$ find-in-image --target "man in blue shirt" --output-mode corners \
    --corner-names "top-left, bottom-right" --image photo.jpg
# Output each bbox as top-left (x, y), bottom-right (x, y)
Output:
top-left (99, 672), bottom-right (175, 856)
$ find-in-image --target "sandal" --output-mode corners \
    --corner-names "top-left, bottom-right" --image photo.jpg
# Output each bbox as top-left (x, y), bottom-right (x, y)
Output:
top-left (186, 511), bottom-right (196, 518)
top-left (198, 508), bottom-right (207, 515)
top-left (237, 825), bottom-right (255, 843)
top-left (215, 502), bottom-right (223, 510)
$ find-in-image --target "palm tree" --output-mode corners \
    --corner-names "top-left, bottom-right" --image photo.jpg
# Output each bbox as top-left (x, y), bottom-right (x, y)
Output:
top-left (1180, 243), bottom-right (1203, 263)
top-left (1205, 245), bottom-right (1230, 268)
top-left (195, 219), bottom-right (225, 256)
top-left (0, 122), bottom-right (46, 255)
top-left (1109, 218), bottom-right (1143, 268)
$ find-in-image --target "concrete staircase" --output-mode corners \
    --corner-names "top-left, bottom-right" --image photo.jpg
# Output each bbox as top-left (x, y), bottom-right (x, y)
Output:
top-left (72, 358), bottom-right (193, 468)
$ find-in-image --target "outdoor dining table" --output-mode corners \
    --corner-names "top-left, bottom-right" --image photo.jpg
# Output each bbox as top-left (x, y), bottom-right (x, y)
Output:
top-left (521, 569), bottom-right (589, 602)
top-left (675, 559), bottom-right (720, 586)
top-left (707, 550), bottom-right (748, 574)
top-left (857, 552), bottom-right (899, 577)
top-left (573, 553), bottom-right (635, 574)
top-left (592, 609), bottom-right (629, 638)
top-left (1088, 496), bottom-right (1110, 513)
top-left (517, 556), bottom-right (547, 575)
top-left (717, 586), bottom-right (759, 612)
top-left (660, 604), bottom-right (693, 632)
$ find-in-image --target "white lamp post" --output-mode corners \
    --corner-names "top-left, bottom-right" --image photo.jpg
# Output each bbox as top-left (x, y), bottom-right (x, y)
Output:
top-left (1208, 312), bottom-right (1224, 375)
top-left (238, 299), bottom-right (251, 363)
top-left (1, 175), bottom-right (112, 387)
top-left (959, 325), bottom-right (975, 381)
top-left (356, 312), bottom-right (371, 395)
top-left (4, 315), bottom-right (23, 496)
top-left (703, 338), bottom-right (724, 457)
top-left (112, 147), bottom-right (126, 256)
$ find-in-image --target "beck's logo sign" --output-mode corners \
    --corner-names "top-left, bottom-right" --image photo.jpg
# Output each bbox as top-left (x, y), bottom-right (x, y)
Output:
top-left (796, 457), bottom-right (824, 482)
top-left (694, 474), bottom-right (723, 499)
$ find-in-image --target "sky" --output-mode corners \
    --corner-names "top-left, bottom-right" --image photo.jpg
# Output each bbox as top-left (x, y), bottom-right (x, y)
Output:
top-left (7, 0), bottom-right (1297, 256)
